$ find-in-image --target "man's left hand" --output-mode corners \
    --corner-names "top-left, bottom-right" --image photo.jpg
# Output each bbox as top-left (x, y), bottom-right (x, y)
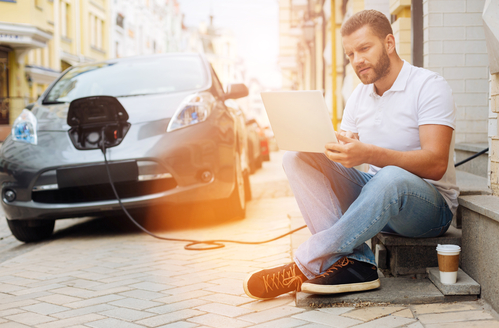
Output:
top-left (325, 132), bottom-right (373, 168)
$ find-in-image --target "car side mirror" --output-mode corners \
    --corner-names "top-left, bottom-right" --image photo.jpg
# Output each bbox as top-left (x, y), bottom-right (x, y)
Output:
top-left (225, 83), bottom-right (249, 100)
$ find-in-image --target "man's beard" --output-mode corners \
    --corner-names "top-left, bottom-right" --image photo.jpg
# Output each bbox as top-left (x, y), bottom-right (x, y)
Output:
top-left (356, 48), bottom-right (391, 84)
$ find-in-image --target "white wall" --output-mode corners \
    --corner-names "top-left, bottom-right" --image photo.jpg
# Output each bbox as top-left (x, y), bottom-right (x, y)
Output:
top-left (423, 0), bottom-right (489, 144)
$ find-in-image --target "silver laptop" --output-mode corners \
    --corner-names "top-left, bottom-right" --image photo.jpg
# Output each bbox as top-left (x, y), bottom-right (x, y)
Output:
top-left (261, 91), bottom-right (338, 153)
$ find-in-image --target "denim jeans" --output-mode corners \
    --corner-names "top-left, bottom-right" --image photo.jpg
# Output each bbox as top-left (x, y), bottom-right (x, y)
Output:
top-left (282, 151), bottom-right (453, 279)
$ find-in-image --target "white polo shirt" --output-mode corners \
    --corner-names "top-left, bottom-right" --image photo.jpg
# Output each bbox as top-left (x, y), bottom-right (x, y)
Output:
top-left (340, 60), bottom-right (459, 214)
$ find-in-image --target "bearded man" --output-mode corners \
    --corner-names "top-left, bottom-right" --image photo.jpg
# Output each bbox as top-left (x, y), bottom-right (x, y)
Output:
top-left (244, 9), bottom-right (458, 300)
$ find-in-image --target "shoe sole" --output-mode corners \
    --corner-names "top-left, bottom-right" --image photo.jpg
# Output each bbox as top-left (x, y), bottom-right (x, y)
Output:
top-left (301, 278), bottom-right (381, 294)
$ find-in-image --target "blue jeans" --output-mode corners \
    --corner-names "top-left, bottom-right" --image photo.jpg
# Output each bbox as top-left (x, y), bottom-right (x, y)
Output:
top-left (283, 151), bottom-right (453, 279)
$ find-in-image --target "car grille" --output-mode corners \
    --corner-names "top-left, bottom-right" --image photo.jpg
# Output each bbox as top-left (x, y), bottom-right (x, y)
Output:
top-left (32, 179), bottom-right (177, 204)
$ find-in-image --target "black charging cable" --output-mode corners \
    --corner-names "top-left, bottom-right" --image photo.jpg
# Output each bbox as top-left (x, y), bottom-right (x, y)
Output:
top-left (99, 128), bottom-right (306, 250)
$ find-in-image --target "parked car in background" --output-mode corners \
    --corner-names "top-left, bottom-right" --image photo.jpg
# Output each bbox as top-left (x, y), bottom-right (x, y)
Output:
top-left (245, 118), bottom-right (263, 173)
top-left (260, 126), bottom-right (271, 162)
top-left (0, 53), bottom-right (251, 242)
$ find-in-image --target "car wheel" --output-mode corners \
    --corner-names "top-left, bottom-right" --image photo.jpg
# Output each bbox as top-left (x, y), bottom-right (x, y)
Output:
top-left (248, 144), bottom-right (256, 174)
top-left (215, 153), bottom-right (246, 220)
top-left (7, 219), bottom-right (55, 242)
top-left (244, 170), bottom-right (252, 202)
top-left (256, 154), bottom-right (263, 169)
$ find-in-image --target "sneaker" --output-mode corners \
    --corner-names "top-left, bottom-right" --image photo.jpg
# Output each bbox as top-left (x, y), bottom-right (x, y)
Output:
top-left (301, 257), bottom-right (380, 294)
top-left (243, 262), bottom-right (306, 300)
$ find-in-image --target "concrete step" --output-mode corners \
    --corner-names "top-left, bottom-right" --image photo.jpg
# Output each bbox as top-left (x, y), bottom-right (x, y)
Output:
top-left (427, 267), bottom-right (480, 296)
top-left (372, 226), bottom-right (461, 277)
top-left (296, 276), bottom-right (477, 308)
top-left (455, 142), bottom-right (488, 178)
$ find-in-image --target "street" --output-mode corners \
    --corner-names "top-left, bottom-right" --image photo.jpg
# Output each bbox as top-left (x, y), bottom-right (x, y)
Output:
top-left (0, 151), bottom-right (498, 328)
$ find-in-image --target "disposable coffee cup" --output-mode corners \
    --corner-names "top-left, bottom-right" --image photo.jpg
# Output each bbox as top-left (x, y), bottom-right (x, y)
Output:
top-left (436, 244), bottom-right (461, 284)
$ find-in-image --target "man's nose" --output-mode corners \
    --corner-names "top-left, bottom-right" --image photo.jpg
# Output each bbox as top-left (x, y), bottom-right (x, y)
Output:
top-left (353, 53), bottom-right (365, 66)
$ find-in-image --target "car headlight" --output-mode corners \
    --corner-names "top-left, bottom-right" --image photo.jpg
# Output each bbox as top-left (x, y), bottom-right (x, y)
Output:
top-left (167, 92), bottom-right (215, 132)
top-left (12, 109), bottom-right (38, 145)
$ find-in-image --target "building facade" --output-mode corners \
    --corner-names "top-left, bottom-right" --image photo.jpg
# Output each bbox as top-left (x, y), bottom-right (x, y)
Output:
top-left (110, 0), bottom-right (183, 59)
top-left (0, 0), bottom-right (111, 140)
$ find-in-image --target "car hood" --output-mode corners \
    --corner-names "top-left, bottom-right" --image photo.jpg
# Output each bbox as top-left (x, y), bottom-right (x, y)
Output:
top-left (34, 91), bottom-right (195, 131)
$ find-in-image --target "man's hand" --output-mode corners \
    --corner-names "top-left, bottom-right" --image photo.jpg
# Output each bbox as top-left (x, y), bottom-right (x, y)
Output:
top-left (325, 131), bottom-right (372, 168)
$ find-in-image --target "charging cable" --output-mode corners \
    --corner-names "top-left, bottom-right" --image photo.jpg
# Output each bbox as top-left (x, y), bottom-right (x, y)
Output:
top-left (99, 130), bottom-right (306, 250)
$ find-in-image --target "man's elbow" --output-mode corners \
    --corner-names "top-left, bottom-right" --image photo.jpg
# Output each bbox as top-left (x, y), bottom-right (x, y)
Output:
top-left (428, 160), bottom-right (448, 181)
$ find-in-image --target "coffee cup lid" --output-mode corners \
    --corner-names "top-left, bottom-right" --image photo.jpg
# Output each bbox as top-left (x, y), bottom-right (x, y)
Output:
top-left (436, 244), bottom-right (461, 252)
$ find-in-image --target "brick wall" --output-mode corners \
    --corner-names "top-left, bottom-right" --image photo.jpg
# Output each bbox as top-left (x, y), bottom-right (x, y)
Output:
top-left (423, 0), bottom-right (489, 144)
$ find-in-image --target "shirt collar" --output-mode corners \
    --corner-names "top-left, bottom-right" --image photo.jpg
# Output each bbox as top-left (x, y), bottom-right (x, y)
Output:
top-left (369, 60), bottom-right (411, 98)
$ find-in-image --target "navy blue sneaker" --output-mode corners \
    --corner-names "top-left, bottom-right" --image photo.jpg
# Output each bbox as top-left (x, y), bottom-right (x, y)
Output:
top-left (301, 257), bottom-right (380, 294)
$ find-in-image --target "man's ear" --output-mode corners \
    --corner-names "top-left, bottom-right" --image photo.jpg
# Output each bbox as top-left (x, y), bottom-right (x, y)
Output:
top-left (385, 34), bottom-right (396, 55)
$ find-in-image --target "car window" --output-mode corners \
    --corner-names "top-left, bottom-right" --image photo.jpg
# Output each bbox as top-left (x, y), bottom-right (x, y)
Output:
top-left (44, 56), bottom-right (209, 103)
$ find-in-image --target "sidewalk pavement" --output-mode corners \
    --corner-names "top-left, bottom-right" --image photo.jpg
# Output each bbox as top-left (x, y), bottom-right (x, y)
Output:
top-left (1, 151), bottom-right (499, 327)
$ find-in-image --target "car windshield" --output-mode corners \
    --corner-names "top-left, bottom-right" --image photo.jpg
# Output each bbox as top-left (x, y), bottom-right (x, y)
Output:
top-left (44, 56), bottom-right (208, 103)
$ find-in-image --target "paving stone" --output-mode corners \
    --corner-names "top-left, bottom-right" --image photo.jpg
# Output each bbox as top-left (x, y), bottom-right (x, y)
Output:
top-left (148, 299), bottom-right (209, 315)
top-left (292, 310), bottom-right (363, 327)
top-left (52, 304), bottom-right (116, 319)
top-left (193, 303), bottom-right (254, 318)
top-left (85, 318), bottom-right (146, 328)
top-left (417, 310), bottom-right (495, 324)
top-left (129, 282), bottom-right (175, 292)
top-left (199, 294), bottom-right (252, 306)
top-left (0, 308), bottom-right (25, 317)
top-left (411, 301), bottom-right (481, 314)
top-left (406, 322), bottom-right (425, 328)
top-left (238, 305), bottom-right (306, 324)
top-left (154, 290), bottom-right (213, 304)
top-left (316, 307), bottom-right (355, 315)
top-left (249, 317), bottom-right (309, 328)
top-left (36, 294), bottom-right (83, 305)
top-left (118, 289), bottom-right (167, 301)
top-left (352, 315), bottom-right (416, 328)
top-left (425, 320), bottom-right (499, 328)
top-left (35, 314), bottom-right (105, 328)
top-left (136, 309), bottom-right (205, 327)
top-left (202, 283), bottom-right (245, 296)
top-left (158, 322), bottom-right (199, 328)
top-left (0, 322), bottom-right (31, 328)
top-left (5, 312), bottom-right (57, 325)
top-left (240, 294), bottom-right (295, 311)
top-left (109, 297), bottom-right (163, 310)
top-left (341, 306), bottom-right (406, 322)
top-left (99, 307), bottom-right (156, 321)
top-left (20, 302), bottom-right (70, 315)
top-left (392, 308), bottom-right (414, 318)
top-left (187, 313), bottom-right (252, 328)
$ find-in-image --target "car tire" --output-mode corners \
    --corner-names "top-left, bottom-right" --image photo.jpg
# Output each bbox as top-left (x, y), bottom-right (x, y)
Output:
top-left (244, 171), bottom-right (252, 202)
top-left (255, 154), bottom-right (263, 169)
top-left (215, 154), bottom-right (246, 220)
top-left (248, 144), bottom-right (256, 174)
top-left (7, 219), bottom-right (55, 243)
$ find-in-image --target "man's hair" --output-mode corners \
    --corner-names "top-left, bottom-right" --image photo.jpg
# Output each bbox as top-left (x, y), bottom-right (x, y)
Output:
top-left (340, 10), bottom-right (393, 40)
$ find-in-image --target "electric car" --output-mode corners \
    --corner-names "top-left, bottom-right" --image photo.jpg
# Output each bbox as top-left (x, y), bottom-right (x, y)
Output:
top-left (0, 53), bottom-right (251, 242)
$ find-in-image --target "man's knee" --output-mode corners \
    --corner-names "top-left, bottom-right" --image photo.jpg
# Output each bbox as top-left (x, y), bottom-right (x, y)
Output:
top-left (368, 166), bottom-right (419, 190)
top-left (282, 151), bottom-right (322, 171)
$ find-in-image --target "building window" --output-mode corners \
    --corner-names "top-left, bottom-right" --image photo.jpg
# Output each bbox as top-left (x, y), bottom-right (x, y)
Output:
top-left (116, 13), bottom-right (124, 28)
top-left (61, 2), bottom-right (70, 38)
top-left (90, 14), bottom-right (104, 50)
